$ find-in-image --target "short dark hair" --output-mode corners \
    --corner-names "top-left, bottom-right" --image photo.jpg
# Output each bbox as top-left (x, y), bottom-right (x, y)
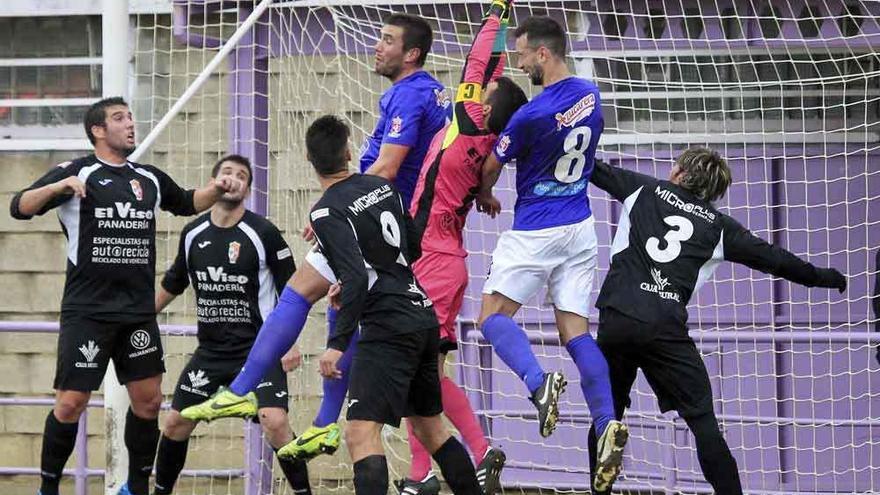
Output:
top-left (211, 154), bottom-right (253, 187)
top-left (84, 96), bottom-right (128, 145)
top-left (486, 77), bottom-right (528, 135)
top-left (384, 13), bottom-right (433, 67)
top-left (675, 147), bottom-right (732, 202)
top-left (306, 115), bottom-right (351, 176)
top-left (514, 16), bottom-right (567, 58)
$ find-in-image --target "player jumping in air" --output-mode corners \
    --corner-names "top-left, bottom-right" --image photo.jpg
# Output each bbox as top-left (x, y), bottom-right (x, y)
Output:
top-left (397, 1), bottom-right (527, 493)
top-left (586, 150), bottom-right (847, 494)
top-left (475, 15), bottom-right (628, 490)
top-left (9, 97), bottom-right (239, 495)
top-left (152, 155), bottom-right (311, 495)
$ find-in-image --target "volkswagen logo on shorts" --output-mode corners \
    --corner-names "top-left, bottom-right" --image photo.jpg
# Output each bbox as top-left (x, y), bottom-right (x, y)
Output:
top-left (130, 330), bottom-right (151, 350)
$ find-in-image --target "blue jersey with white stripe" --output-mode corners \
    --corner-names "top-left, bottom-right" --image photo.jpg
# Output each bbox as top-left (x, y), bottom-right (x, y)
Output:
top-left (360, 70), bottom-right (451, 206)
top-left (493, 77), bottom-right (603, 231)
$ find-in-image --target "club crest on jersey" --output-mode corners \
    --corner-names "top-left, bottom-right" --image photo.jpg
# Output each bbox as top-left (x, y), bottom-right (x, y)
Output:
top-left (434, 88), bottom-right (451, 108)
top-left (388, 116), bottom-right (404, 138)
top-left (496, 135), bottom-right (511, 157)
top-left (555, 93), bottom-right (595, 130)
top-left (129, 179), bottom-right (144, 201)
top-left (228, 241), bottom-right (241, 264)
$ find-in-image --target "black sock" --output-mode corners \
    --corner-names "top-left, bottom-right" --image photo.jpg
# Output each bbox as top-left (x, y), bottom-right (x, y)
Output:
top-left (431, 437), bottom-right (480, 495)
top-left (352, 455), bottom-right (388, 495)
top-left (274, 446), bottom-right (312, 494)
top-left (154, 435), bottom-right (189, 495)
top-left (684, 413), bottom-right (743, 495)
top-left (40, 411), bottom-right (79, 495)
top-left (124, 408), bottom-right (160, 495)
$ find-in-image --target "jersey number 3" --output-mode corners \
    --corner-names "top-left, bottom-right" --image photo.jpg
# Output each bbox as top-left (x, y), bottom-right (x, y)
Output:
top-left (380, 211), bottom-right (409, 266)
top-left (554, 126), bottom-right (592, 183)
top-left (646, 215), bottom-right (694, 263)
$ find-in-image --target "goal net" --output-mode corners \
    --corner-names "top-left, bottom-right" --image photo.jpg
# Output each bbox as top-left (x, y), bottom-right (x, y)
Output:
top-left (132, 0), bottom-right (880, 493)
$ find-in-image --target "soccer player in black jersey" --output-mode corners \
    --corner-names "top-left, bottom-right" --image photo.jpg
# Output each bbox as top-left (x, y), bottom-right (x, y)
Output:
top-left (305, 115), bottom-right (480, 495)
top-left (585, 148), bottom-right (847, 494)
top-left (153, 155), bottom-right (311, 495)
top-left (9, 97), bottom-right (240, 495)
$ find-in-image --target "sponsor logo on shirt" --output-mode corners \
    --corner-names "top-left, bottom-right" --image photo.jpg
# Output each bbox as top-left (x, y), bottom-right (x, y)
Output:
top-left (188, 369), bottom-right (210, 389)
top-left (98, 178), bottom-right (113, 186)
top-left (434, 88), bottom-right (451, 108)
top-left (228, 241), bottom-right (241, 264)
top-left (277, 247), bottom-right (292, 260)
top-left (496, 135), bottom-right (511, 157)
top-left (195, 266), bottom-right (249, 285)
top-left (555, 93), bottom-right (595, 130)
top-left (311, 208), bottom-right (330, 221)
top-left (347, 184), bottom-right (393, 216)
top-left (639, 267), bottom-right (681, 302)
top-left (654, 186), bottom-right (716, 222)
top-left (76, 340), bottom-right (100, 368)
top-left (198, 241), bottom-right (211, 249)
top-left (388, 116), bottom-right (404, 138)
top-left (130, 179), bottom-right (144, 201)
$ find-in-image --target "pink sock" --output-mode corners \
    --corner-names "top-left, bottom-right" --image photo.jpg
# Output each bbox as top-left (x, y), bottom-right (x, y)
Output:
top-left (406, 419), bottom-right (433, 480)
top-left (441, 377), bottom-right (489, 463)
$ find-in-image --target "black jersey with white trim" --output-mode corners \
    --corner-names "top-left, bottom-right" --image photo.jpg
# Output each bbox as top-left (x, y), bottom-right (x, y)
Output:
top-left (10, 154), bottom-right (196, 320)
top-left (162, 210), bottom-right (295, 356)
top-left (591, 160), bottom-right (835, 327)
top-left (310, 174), bottom-right (436, 352)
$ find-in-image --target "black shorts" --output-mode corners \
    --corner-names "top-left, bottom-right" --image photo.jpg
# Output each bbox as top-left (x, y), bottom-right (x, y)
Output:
top-left (597, 307), bottom-right (714, 419)
top-left (171, 349), bottom-right (289, 412)
top-left (54, 312), bottom-right (165, 392)
top-left (347, 324), bottom-right (442, 427)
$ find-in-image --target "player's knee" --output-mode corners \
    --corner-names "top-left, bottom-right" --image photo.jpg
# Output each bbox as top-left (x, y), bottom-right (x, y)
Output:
top-left (344, 422), bottom-right (379, 450)
top-left (131, 392), bottom-right (163, 419)
top-left (54, 395), bottom-right (89, 422)
top-left (258, 409), bottom-right (290, 440)
top-left (163, 410), bottom-right (195, 441)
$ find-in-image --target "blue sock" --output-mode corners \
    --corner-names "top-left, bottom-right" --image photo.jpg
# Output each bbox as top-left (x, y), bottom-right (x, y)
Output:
top-left (480, 313), bottom-right (546, 394)
top-left (314, 308), bottom-right (357, 427)
top-left (230, 287), bottom-right (312, 395)
top-left (566, 333), bottom-right (614, 436)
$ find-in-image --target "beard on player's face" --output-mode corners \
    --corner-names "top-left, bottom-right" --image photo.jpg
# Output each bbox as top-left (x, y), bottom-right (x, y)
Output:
top-left (528, 65), bottom-right (544, 86)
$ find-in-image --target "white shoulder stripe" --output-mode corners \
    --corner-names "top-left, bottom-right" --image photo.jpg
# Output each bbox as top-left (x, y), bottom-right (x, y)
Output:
top-left (610, 186), bottom-right (644, 259)
top-left (131, 165), bottom-right (162, 214)
top-left (238, 221), bottom-right (276, 322)
top-left (183, 220), bottom-right (211, 271)
top-left (57, 162), bottom-right (103, 265)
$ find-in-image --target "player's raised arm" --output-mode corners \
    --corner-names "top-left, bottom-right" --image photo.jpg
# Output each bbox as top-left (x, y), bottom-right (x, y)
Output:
top-left (721, 215), bottom-right (846, 292)
top-left (311, 207), bottom-right (369, 353)
top-left (589, 159), bottom-right (658, 203)
top-left (455, 0), bottom-right (511, 133)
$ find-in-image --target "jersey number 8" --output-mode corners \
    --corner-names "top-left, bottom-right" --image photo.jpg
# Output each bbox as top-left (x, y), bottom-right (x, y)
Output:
top-left (646, 215), bottom-right (694, 263)
top-left (554, 126), bottom-right (592, 183)
top-left (380, 211), bottom-right (409, 267)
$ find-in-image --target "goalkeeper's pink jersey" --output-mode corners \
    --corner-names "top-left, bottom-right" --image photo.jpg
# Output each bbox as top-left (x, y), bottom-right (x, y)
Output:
top-left (409, 5), bottom-right (508, 257)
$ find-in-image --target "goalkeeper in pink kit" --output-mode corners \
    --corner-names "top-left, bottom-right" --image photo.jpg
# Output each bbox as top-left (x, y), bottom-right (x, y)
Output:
top-left (399, 1), bottom-right (527, 494)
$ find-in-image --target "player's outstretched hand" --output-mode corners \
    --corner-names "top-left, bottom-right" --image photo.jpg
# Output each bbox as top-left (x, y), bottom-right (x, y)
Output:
top-left (476, 192), bottom-right (501, 218)
top-left (51, 176), bottom-right (86, 198)
top-left (817, 268), bottom-right (846, 293)
top-left (319, 348), bottom-right (344, 379)
top-left (281, 345), bottom-right (303, 372)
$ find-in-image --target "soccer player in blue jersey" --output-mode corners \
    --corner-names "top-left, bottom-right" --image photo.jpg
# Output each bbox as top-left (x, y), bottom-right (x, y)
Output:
top-left (475, 15), bottom-right (628, 488)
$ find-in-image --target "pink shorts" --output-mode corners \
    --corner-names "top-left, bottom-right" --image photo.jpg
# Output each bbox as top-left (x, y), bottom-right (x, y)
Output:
top-left (413, 251), bottom-right (468, 352)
